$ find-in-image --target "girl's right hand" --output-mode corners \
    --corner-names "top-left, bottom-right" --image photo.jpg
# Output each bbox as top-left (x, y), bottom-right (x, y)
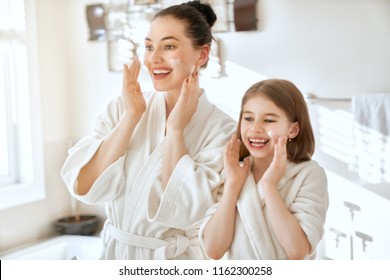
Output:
top-left (122, 57), bottom-right (146, 120)
top-left (224, 134), bottom-right (250, 195)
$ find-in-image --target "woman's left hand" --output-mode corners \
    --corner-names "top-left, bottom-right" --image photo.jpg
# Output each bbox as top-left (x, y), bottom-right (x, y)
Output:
top-left (260, 136), bottom-right (288, 189)
top-left (166, 67), bottom-right (201, 133)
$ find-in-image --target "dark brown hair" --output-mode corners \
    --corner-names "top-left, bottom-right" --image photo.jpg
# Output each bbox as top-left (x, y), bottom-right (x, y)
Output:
top-left (152, 1), bottom-right (216, 68)
top-left (237, 79), bottom-right (315, 163)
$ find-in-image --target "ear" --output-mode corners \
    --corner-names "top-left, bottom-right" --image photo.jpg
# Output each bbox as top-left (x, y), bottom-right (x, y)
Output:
top-left (288, 122), bottom-right (300, 139)
top-left (196, 45), bottom-right (210, 68)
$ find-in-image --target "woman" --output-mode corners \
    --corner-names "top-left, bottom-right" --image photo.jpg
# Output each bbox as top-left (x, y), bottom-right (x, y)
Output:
top-left (61, 1), bottom-right (236, 259)
top-left (201, 79), bottom-right (328, 260)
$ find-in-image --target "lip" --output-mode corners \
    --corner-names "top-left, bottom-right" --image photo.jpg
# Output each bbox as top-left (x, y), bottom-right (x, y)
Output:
top-left (151, 67), bottom-right (172, 80)
top-left (246, 137), bottom-right (270, 150)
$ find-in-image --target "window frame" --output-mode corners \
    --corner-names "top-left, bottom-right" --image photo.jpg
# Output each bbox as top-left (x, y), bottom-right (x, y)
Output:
top-left (0, 0), bottom-right (45, 210)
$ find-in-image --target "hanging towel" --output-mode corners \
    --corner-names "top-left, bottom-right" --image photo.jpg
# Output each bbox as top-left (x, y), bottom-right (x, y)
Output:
top-left (352, 93), bottom-right (390, 135)
top-left (351, 93), bottom-right (390, 183)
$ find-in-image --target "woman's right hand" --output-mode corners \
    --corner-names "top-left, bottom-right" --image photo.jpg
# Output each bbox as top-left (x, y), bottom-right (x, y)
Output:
top-left (122, 57), bottom-right (146, 120)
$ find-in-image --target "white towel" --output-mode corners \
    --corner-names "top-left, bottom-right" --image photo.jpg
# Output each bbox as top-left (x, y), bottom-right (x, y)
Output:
top-left (351, 93), bottom-right (390, 183)
top-left (352, 93), bottom-right (390, 136)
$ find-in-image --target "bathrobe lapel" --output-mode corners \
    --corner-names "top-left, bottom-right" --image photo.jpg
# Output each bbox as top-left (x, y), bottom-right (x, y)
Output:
top-left (236, 173), bottom-right (277, 259)
top-left (122, 91), bottom-right (214, 231)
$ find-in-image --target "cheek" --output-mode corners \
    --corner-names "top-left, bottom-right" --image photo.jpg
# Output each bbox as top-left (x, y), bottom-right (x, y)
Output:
top-left (240, 124), bottom-right (249, 140)
top-left (169, 58), bottom-right (187, 72)
top-left (267, 126), bottom-right (289, 141)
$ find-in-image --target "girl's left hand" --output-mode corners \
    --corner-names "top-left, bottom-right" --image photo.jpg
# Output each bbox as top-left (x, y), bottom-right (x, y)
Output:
top-left (166, 67), bottom-right (201, 132)
top-left (260, 136), bottom-right (288, 189)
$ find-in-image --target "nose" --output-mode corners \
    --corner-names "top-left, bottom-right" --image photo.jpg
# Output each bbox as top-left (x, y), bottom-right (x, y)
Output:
top-left (249, 121), bottom-right (264, 133)
top-left (147, 49), bottom-right (162, 64)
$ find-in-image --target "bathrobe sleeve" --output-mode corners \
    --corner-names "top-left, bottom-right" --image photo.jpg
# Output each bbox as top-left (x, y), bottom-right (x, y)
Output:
top-left (288, 164), bottom-right (328, 256)
top-left (147, 111), bottom-right (236, 230)
top-left (61, 97), bottom-right (127, 204)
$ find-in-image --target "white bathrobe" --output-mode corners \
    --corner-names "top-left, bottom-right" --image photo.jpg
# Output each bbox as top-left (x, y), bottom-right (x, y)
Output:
top-left (61, 90), bottom-right (236, 260)
top-left (199, 159), bottom-right (328, 260)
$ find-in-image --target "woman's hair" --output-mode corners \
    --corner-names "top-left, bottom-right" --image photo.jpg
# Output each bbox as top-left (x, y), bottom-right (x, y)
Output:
top-left (152, 1), bottom-right (217, 68)
top-left (237, 79), bottom-right (315, 163)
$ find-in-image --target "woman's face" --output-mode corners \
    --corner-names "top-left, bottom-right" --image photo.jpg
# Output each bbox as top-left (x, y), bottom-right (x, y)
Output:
top-left (240, 95), bottom-right (299, 160)
top-left (143, 16), bottom-right (203, 93)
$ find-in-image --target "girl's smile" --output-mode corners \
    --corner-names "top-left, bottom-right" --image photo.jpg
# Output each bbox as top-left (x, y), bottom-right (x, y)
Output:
top-left (240, 95), bottom-right (298, 160)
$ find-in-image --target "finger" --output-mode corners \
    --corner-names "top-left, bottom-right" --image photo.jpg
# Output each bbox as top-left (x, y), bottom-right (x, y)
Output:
top-left (224, 140), bottom-right (233, 160)
top-left (122, 64), bottom-right (129, 90)
top-left (274, 136), bottom-right (287, 161)
top-left (187, 73), bottom-right (198, 103)
top-left (242, 157), bottom-right (251, 172)
top-left (232, 138), bottom-right (241, 157)
top-left (135, 82), bottom-right (142, 94)
top-left (179, 78), bottom-right (189, 103)
top-left (128, 57), bottom-right (140, 83)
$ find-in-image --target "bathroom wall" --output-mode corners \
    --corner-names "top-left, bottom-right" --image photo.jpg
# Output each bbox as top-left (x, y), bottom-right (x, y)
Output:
top-left (1, 0), bottom-right (389, 253)
top-left (218, 0), bottom-right (390, 98)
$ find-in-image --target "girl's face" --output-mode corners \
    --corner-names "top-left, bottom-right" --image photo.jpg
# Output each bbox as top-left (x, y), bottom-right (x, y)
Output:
top-left (240, 95), bottom-right (299, 160)
top-left (143, 16), bottom-right (205, 93)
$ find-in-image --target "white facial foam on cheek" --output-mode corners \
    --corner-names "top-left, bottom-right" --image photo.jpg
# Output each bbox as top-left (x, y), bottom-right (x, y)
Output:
top-left (267, 130), bottom-right (275, 141)
top-left (170, 58), bottom-right (182, 70)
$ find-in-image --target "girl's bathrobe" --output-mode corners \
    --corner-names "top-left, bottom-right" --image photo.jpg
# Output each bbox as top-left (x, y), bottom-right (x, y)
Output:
top-left (200, 159), bottom-right (328, 259)
top-left (61, 90), bottom-right (236, 260)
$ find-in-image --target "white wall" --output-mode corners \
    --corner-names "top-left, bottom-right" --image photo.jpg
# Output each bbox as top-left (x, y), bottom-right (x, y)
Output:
top-left (1, 0), bottom-right (389, 253)
top-left (218, 0), bottom-right (390, 98)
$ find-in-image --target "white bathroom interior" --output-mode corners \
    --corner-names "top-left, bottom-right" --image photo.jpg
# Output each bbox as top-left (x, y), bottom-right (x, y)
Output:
top-left (0, 0), bottom-right (389, 260)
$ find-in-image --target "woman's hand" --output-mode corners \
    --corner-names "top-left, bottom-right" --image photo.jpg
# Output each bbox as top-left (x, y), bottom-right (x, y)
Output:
top-left (166, 67), bottom-right (201, 133)
top-left (261, 136), bottom-right (288, 189)
top-left (122, 57), bottom-right (146, 120)
top-left (224, 134), bottom-right (250, 196)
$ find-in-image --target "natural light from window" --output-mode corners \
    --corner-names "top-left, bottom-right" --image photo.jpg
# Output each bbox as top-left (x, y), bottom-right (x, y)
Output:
top-left (0, 0), bottom-right (45, 210)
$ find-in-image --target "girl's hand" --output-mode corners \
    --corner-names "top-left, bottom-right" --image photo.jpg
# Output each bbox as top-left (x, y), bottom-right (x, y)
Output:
top-left (122, 57), bottom-right (146, 120)
top-left (166, 67), bottom-right (201, 132)
top-left (224, 134), bottom-right (250, 195)
top-left (261, 136), bottom-right (288, 189)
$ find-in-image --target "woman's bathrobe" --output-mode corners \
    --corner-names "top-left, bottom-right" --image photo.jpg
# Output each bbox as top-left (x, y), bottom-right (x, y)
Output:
top-left (200, 159), bottom-right (328, 259)
top-left (61, 90), bottom-right (236, 260)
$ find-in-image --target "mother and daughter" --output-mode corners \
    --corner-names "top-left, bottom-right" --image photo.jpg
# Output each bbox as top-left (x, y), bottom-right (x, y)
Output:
top-left (62, 1), bottom-right (328, 260)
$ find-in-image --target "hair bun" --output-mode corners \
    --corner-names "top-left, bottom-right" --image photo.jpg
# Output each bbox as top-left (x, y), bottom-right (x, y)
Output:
top-left (186, 1), bottom-right (217, 28)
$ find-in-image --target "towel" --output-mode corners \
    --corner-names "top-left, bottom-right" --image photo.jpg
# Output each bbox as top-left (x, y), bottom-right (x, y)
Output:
top-left (352, 93), bottom-right (390, 136)
top-left (351, 93), bottom-right (390, 183)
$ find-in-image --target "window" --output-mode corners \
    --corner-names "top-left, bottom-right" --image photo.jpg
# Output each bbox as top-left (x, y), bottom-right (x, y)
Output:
top-left (0, 0), bottom-right (45, 210)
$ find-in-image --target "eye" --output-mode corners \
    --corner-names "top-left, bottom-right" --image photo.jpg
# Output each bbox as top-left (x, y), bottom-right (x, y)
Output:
top-left (145, 45), bottom-right (154, 51)
top-left (243, 117), bottom-right (254, 122)
top-left (164, 44), bottom-right (176, 50)
top-left (264, 119), bottom-right (275, 123)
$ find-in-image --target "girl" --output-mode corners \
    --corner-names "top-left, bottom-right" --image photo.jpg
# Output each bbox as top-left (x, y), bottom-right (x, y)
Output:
top-left (201, 79), bottom-right (328, 260)
top-left (61, 1), bottom-right (236, 259)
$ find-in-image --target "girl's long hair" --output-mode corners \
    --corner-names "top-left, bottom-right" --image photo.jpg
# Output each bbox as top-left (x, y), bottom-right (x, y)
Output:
top-left (237, 79), bottom-right (315, 163)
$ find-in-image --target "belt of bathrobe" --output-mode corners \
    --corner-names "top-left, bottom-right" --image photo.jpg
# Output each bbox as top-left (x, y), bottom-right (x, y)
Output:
top-left (107, 223), bottom-right (200, 259)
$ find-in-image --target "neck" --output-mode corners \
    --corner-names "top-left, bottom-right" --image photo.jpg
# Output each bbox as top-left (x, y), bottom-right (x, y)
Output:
top-left (164, 90), bottom-right (181, 118)
top-left (251, 157), bottom-right (272, 184)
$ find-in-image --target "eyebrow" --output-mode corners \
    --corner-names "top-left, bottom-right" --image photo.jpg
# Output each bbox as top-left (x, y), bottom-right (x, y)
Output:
top-left (144, 36), bottom-right (180, 42)
top-left (243, 111), bottom-right (280, 117)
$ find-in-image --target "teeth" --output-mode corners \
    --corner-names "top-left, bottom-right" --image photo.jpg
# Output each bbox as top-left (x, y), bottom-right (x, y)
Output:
top-left (249, 138), bottom-right (267, 143)
top-left (249, 138), bottom-right (268, 147)
top-left (153, 69), bottom-right (171, 74)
